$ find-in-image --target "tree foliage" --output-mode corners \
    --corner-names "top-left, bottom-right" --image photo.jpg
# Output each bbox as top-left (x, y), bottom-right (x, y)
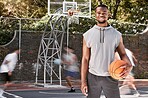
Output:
top-left (70, 0), bottom-right (147, 34)
top-left (99, 0), bottom-right (147, 24)
top-left (0, 0), bottom-right (47, 18)
top-left (0, 0), bottom-right (147, 45)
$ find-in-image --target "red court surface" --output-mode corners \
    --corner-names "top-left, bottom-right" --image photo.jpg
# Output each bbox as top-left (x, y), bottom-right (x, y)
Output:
top-left (5, 79), bottom-right (148, 91)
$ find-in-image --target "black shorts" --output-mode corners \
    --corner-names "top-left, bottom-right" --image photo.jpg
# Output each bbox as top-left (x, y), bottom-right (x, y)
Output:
top-left (64, 70), bottom-right (79, 79)
top-left (0, 73), bottom-right (11, 83)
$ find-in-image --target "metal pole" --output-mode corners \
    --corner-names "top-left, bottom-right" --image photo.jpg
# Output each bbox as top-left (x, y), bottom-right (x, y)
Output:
top-left (18, 19), bottom-right (21, 60)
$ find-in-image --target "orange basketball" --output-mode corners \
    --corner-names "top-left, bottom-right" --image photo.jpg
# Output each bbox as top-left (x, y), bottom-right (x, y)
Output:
top-left (109, 60), bottom-right (127, 80)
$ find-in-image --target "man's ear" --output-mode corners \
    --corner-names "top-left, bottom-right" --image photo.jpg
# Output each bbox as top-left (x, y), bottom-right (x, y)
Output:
top-left (108, 13), bottom-right (112, 19)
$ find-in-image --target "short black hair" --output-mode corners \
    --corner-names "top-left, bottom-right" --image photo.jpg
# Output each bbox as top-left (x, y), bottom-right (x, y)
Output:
top-left (97, 4), bottom-right (108, 9)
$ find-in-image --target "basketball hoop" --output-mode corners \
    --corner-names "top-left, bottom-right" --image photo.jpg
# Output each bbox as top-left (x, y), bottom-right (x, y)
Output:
top-left (48, 0), bottom-right (91, 18)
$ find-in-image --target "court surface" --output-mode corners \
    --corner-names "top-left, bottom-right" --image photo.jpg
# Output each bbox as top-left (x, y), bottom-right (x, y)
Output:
top-left (2, 83), bottom-right (148, 98)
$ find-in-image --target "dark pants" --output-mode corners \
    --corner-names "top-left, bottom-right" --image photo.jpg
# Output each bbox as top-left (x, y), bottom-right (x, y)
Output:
top-left (87, 72), bottom-right (120, 98)
top-left (0, 73), bottom-right (11, 83)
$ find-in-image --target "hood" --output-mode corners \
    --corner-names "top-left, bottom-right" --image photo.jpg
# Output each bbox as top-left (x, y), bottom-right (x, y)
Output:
top-left (94, 25), bottom-right (113, 43)
top-left (94, 24), bottom-right (113, 30)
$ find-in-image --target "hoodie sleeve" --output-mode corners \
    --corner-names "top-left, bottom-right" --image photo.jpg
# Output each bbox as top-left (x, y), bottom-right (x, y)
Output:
top-left (83, 31), bottom-right (91, 48)
top-left (115, 31), bottom-right (122, 48)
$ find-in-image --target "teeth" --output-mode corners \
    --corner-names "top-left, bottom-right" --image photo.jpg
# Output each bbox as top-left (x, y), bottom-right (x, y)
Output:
top-left (99, 18), bottom-right (104, 21)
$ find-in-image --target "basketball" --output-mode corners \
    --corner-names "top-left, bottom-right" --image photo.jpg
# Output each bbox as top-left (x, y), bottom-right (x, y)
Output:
top-left (109, 60), bottom-right (127, 80)
top-left (53, 59), bottom-right (62, 65)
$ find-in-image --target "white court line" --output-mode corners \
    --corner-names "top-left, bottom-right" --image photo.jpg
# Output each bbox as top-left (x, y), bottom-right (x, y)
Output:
top-left (101, 95), bottom-right (144, 98)
top-left (120, 95), bottom-right (138, 98)
top-left (4, 91), bottom-right (23, 98)
top-left (39, 91), bottom-right (148, 98)
top-left (101, 95), bottom-right (132, 98)
top-left (139, 90), bottom-right (148, 93)
top-left (39, 91), bottom-right (83, 95)
top-left (39, 91), bottom-right (148, 96)
top-left (139, 94), bottom-right (148, 97)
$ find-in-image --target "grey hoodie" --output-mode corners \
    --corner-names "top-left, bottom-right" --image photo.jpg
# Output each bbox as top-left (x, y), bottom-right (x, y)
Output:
top-left (83, 25), bottom-right (121, 76)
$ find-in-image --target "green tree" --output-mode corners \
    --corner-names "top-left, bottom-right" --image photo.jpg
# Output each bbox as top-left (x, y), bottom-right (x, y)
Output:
top-left (0, 2), bottom-right (5, 16)
top-left (120, 0), bottom-right (147, 24)
top-left (0, 0), bottom-right (47, 18)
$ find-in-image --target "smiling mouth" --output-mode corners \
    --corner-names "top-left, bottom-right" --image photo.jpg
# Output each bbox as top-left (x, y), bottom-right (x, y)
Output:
top-left (99, 18), bottom-right (105, 21)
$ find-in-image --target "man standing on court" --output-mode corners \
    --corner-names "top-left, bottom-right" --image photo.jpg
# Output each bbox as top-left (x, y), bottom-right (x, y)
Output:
top-left (81, 4), bottom-right (132, 98)
top-left (0, 49), bottom-right (21, 87)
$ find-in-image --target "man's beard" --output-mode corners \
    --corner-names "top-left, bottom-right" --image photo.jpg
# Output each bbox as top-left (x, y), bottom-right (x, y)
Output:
top-left (97, 20), bottom-right (106, 24)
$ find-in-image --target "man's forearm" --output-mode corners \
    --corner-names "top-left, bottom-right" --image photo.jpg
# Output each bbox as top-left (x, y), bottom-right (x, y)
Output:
top-left (81, 60), bottom-right (89, 83)
top-left (81, 71), bottom-right (87, 84)
top-left (121, 55), bottom-right (132, 67)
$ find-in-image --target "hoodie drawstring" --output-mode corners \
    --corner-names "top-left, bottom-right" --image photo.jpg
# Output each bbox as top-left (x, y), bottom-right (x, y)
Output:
top-left (100, 28), bottom-right (105, 43)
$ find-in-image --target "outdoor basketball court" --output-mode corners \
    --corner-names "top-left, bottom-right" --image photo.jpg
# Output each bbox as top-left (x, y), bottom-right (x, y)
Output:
top-left (2, 83), bottom-right (148, 98)
top-left (0, 1), bottom-right (147, 98)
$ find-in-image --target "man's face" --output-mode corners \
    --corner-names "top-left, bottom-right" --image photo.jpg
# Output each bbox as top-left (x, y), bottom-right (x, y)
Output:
top-left (16, 49), bottom-right (21, 54)
top-left (95, 7), bottom-right (109, 24)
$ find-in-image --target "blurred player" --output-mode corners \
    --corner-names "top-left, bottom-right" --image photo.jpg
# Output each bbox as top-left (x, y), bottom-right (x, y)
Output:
top-left (0, 49), bottom-right (21, 98)
top-left (62, 46), bottom-right (79, 92)
top-left (115, 48), bottom-right (140, 97)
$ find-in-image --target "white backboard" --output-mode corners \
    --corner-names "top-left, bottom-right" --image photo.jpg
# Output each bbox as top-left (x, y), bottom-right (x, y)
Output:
top-left (48, 0), bottom-right (91, 18)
